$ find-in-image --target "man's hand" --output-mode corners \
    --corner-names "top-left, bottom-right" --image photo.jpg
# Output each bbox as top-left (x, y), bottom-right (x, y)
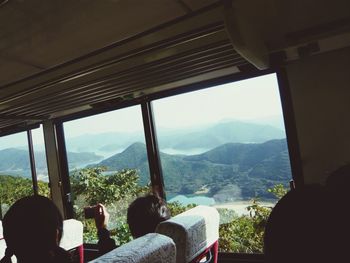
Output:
top-left (94, 203), bottom-right (109, 230)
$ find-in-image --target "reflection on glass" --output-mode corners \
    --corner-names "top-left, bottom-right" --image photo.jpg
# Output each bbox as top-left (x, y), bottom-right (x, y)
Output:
top-left (152, 74), bottom-right (292, 253)
top-left (63, 106), bottom-right (150, 244)
top-left (0, 132), bottom-right (34, 218)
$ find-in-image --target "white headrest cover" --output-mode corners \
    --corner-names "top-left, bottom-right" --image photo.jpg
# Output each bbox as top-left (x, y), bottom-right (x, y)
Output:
top-left (0, 221), bottom-right (16, 262)
top-left (0, 221), bottom-right (3, 239)
top-left (156, 205), bottom-right (219, 263)
top-left (59, 219), bottom-right (84, 250)
top-left (89, 233), bottom-right (176, 263)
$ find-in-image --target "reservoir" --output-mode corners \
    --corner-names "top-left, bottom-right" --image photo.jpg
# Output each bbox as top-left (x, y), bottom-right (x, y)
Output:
top-left (168, 195), bottom-right (275, 216)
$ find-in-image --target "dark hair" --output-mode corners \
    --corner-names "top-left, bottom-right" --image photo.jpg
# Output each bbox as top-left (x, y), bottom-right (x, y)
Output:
top-left (127, 195), bottom-right (170, 238)
top-left (2, 195), bottom-right (63, 260)
top-left (263, 185), bottom-right (331, 263)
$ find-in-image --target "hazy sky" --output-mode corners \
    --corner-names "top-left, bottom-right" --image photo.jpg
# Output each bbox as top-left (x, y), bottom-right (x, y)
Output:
top-left (153, 73), bottom-right (283, 129)
top-left (64, 73), bottom-right (283, 136)
top-left (1, 73), bottom-right (284, 149)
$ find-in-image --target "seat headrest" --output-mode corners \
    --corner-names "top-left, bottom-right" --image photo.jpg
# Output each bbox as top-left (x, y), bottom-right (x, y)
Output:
top-left (89, 233), bottom-right (176, 263)
top-left (156, 205), bottom-right (219, 263)
top-left (0, 220), bottom-right (3, 239)
top-left (60, 219), bottom-right (84, 250)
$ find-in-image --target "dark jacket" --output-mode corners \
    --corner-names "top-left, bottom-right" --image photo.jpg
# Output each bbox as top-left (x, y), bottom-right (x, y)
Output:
top-left (0, 246), bottom-right (72, 263)
top-left (97, 228), bottom-right (117, 255)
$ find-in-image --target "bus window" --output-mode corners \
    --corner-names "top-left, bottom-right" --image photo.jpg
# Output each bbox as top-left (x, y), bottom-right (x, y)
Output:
top-left (31, 125), bottom-right (50, 198)
top-left (63, 106), bottom-right (151, 245)
top-left (152, 73), bottom-right (292, 253)
top-left (0, 132), bottom-right (35, 219)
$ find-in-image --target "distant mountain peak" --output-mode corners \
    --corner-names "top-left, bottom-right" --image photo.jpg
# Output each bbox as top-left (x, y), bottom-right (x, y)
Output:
top-left (98, 142), bottom-right (147, 171)
top-left (123, 142), bottom-right (146, 151)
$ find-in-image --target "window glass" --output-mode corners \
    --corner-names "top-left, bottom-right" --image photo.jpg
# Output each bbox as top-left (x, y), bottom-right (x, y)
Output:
top-left (63, 106), bottom-right (150, 245)
top-left (0, 132), bottom-right (34, 219)
top-left (152, 73), bottom-right (292, 253)
top-left (31, 126), bottom-right (50, 197)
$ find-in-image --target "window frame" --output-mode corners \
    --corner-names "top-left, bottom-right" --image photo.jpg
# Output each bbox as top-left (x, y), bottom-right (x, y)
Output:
top-left (57, 67), bottom-right (304, 238)
top-left (0, 129), bottom-right (40, 219)
top-left (0, 68), bottom-right (303, 258)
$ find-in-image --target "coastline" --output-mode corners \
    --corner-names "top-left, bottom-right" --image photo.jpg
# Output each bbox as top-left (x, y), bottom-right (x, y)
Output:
top-left (213, 201), bottom-right (275, 216)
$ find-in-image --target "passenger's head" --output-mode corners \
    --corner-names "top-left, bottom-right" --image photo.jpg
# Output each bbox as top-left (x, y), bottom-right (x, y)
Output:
top-left (127, 194), bottom-right (170, 238)
top-left (264, 185), bottom-right (331, 263)
top-left (2, 195), bottom-right (63, 261)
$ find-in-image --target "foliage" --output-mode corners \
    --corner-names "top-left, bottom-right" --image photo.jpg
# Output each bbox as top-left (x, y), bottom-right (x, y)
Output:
top-left (0, 175), bottom-right (33, 206)
top-left (267, 183), bottom-right (288, 199)
top-left (70, 167), bottom-right (149, 244)
top-left (1, 169), bottom-right (289, 253)
top-left (167, 200), bottom-right (272, 253)
top-left (218, 184), bottom-right (287, 253)
top-left (167, 201), bottom-right (196, 216)
top-left (71, 167), bottom-right (147, 205)
top-left (38, 181), bottom-right (50, 198)
top-left (218, 199), bottom-right (272, 253)
top-left (166, 185), bottom-right (288, 253)
top-left (0, 174), bottom-right (50, 219)
top-left (109, 220), bottom-right (133, 246)
top-left (0, 174), bottom-right (50, 205)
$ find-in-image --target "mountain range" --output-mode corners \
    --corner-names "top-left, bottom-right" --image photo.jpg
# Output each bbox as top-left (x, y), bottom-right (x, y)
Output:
top-left (0, 120), bottom-right (290, 201)
top-left (65, 121), bottom-right (285, 154)
top-left (99, 139), bottom-right (291, 201)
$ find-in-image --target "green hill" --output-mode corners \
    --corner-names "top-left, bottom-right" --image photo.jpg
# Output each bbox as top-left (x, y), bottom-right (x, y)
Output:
top-left (98, 139), bottom-right (291, 200)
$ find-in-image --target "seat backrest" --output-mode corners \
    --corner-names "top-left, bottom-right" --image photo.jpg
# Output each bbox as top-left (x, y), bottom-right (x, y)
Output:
top-left (0, 220), bottom-right (3, 240)
top-left (0, 220), bottom-right (16, 262)
top-left (0, 220), bottom-right (5, 260)
top-left (59, 219), bottom-right (84, 251)
top-left (156, 205), bottom-right (219, 263)
top-left (60, 219), bottom-right (84, 263)
top-left (89, 233), bottom-right (176, 263)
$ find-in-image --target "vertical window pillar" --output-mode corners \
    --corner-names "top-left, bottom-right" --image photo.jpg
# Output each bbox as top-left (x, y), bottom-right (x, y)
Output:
top-left (276, 69), bottom-right (304, 188)
top-left (43, 121), bottom-right (72, 218)
top-left (0, 194), bottom-right (2, 220)
top-left (141, 101), bottom-right (166, 199)
top-left (27, 129), bottom-right (39, 195)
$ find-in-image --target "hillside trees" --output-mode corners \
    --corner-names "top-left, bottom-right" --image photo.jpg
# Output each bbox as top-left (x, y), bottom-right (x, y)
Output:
top-left (216, 184), bottom-right (287, 252)
top-left (70, 167), bottom-right (149, 244)
top-left (1, 169), bottom-right (288, 252)
top-left (167, 184), bottom-right (288, 253)
top-left (0, 174), bottom-right (50, 217)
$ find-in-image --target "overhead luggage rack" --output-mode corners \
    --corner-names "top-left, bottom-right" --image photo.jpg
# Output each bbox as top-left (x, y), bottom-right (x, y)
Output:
top-left (0, 3), bottom-right (252, 135)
